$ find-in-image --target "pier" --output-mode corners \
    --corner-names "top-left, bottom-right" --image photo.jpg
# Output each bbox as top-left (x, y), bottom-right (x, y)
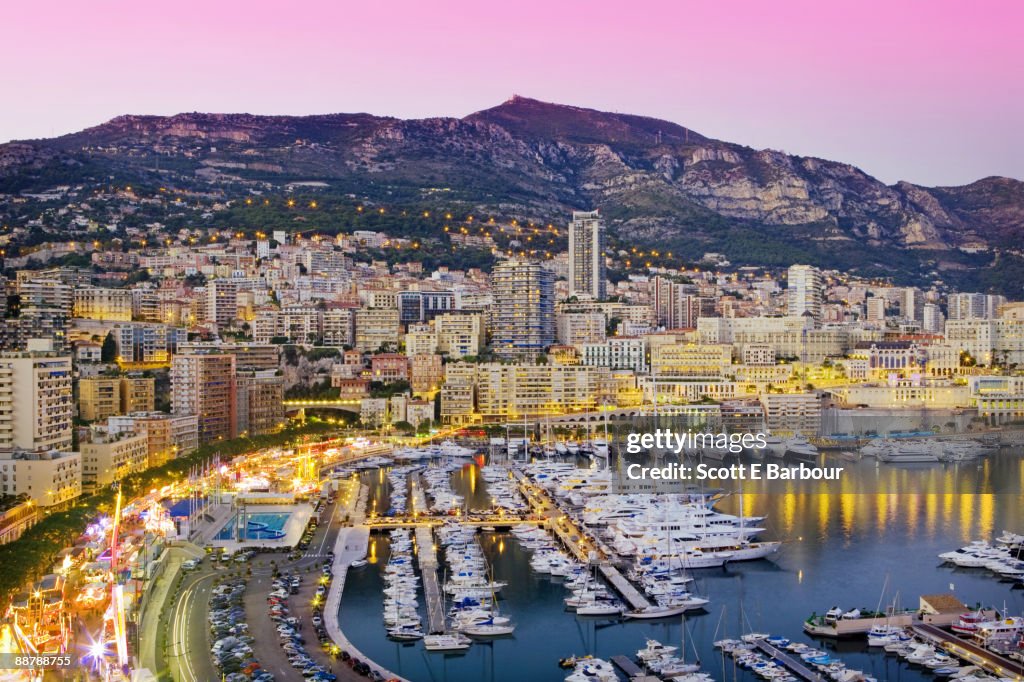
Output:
top-left (912, 623), bottom-right (1024, 680)
top-left (802, 612), bottom-right (915, 637)
top-left (415, 526), bottom-right (446, 634)
top-left (752, 639), bottom-right (827, 682)
top-left (610, 655), bottom-right (659, 681)
top-left (598, 565), bottom-right (652, 610)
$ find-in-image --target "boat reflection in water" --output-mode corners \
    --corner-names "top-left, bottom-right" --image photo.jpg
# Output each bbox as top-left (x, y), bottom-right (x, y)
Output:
top-left (339, 450), bottom-right (1024, 682)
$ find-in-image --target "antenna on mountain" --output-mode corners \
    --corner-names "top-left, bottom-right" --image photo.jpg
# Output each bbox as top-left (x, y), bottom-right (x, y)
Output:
top-left (656, 130), bottom-right (662, 145)
top-left (684, 127), bottom-right (689, 143)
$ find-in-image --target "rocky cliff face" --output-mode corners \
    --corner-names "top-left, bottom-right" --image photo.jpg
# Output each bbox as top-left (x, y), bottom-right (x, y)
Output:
top-left (3, 96), bottom-right (1021, 262)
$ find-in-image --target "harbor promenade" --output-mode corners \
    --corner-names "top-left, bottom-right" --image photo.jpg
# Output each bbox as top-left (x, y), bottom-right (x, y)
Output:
top-left (323, 484), bottom-right (411, 682)
top-left (913, 623), bottom-right (1024, 680)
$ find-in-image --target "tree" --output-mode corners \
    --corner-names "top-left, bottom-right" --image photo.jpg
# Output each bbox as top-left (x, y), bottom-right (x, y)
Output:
top-left (101, 332), bottom-right (118, 362)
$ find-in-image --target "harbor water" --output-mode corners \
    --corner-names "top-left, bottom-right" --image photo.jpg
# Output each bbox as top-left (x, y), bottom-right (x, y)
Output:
top-left (339, 452), bottom-right (1024, 681)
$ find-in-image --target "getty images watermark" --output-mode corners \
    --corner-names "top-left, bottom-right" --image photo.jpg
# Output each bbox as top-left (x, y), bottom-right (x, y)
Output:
top-left (622, 428), bottom-right (846, 482)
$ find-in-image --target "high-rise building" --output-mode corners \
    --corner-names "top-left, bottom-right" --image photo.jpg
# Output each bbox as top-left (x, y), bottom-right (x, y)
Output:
top-left (651, 276), bottom-right (713, 329)
top-left (948, 292), bottom-right (1007, 321)
top-left (568, 210), bottom-right (606, 300)
top-left (866, 296), bottom-right (886, 323)
top-left (206, 278), bottom-right (240, 330)
top-left (922, 303), bottom-right (945, 333)
top-left (0, 350), bottom-right (74, 453)
top-left (787, 265), bottom-right (823, 321)
top-left (234, 369), bottom-right (284, 437)
top-left (491, 260), bottom-right (554, 359)
top-left (900, 287), bottom-right (925, 323)
top-left (171, 353), bottom-right (237, 444)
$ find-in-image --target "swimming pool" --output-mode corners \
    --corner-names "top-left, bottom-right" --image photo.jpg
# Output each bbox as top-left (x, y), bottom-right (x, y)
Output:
top-left (215, 512), bottom-right (291, 540)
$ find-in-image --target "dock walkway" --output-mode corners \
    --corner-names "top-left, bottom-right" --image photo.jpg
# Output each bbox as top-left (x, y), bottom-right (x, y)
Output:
top-left (912, 623), bottom-right (1024, 679)
top-left (598, 565), bottom-right (651, 610)
top-left (753, 639), bottom-right (827, 682)
top-left (415, 526), bottom-right (446, 634)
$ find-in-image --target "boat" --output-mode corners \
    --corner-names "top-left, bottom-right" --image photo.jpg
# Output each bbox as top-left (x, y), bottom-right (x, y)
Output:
top-left (951, 610), bottom-right (990, 636)
top-left (784, 435), bottom-right (819, 459)
top-left (349, 559), bottom-right (368, 568)
top-left (459, 621), bottom-right (516, 637)
top-left (636, 638), bottom-right (679, 662)
top-left (877, 441), bottom-right (940, 463)
top-left (423, 633), bottom-right (472, 651)
top-left (387, 625), bottom-right (424, 641)
top-left (564, 657), bottom-right (616, 682)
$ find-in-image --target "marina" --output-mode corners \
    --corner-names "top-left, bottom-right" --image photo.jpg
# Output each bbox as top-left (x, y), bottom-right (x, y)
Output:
top-left (334, 446), bottom-right (1024, 681)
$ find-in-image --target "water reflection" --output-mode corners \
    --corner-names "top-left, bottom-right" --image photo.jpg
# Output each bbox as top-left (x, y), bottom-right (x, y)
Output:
top-left (340, 453), bottom-right (1024, 682)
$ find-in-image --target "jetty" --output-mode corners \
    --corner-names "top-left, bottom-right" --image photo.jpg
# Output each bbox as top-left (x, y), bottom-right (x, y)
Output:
top-left (752, 639), bottom-right (827, 682)
top-left (610, 655), bottom-right (659, 681)
top-left (598, 565), bottom-right (652, 611)
top-left (802, 612), bottom-right (915, 637)
top-left (415, 526), bottom-right (446, 634)
top-left (912, 623), bottom-right (1024, 680)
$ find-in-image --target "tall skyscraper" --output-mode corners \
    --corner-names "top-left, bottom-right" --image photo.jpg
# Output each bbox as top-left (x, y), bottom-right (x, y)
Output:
top-left (568, 210), bottom-right (606, 300)
top-left (491, 260), bottom-right (554, 358)
top-left (787, 265), bottom-right (823, 321)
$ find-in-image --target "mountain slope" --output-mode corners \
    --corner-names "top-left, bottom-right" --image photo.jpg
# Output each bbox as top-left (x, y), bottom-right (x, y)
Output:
top-left (1, 96), bottom-right (1021, 291)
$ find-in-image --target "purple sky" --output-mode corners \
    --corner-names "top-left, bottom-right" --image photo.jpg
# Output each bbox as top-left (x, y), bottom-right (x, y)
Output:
top-left (3, 0), bottom-right (1021, 186)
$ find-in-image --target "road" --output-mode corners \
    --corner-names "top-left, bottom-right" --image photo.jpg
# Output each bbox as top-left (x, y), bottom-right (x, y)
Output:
top-left (243, 495), bottom-right (368, 682)
top-left (168, 568), bottom-right (219, 682)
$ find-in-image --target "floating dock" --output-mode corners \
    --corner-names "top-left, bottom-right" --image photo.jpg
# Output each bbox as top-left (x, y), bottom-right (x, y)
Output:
top-left (598, 565), bottom-right (652, 610)
top-left (752, 639), bottom-right (827, 682)
top-left (912, 623), bottom-right (1024, 680)
top-left (415, 526), bottom-right (446, 634)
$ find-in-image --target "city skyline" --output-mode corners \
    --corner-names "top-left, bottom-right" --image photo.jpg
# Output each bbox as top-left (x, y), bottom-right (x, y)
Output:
top-left (2, 0), bottom-right (1023, 186)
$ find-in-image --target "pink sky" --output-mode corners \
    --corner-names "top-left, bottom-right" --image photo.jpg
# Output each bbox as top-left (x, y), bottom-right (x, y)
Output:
top-left (3, 0), bottom-right (1021, 186)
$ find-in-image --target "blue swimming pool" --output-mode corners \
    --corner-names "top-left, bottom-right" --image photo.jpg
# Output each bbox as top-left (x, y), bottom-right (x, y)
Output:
top-left (214, 512), bottom-right (290, 540)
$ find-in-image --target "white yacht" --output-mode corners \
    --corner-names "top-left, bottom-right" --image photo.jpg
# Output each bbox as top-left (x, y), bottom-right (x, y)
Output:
top-left (423, 633), bottom-right (472, 651)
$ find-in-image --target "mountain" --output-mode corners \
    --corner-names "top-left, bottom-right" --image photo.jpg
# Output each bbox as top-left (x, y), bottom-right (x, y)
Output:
top-left (2, 96), bottom-right (1022, 292)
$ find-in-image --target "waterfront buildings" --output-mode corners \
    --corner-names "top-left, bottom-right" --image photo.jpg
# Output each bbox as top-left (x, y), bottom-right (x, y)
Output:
top-left (107, 412), bottom-right (199, 466)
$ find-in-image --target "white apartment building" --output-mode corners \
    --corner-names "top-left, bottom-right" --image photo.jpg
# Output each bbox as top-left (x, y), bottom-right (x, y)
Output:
top-left (0, 352), bottom-right (74, 453)
top-left (580, 337), bottom-right (647, 373)
top-left (434, 313), bottom-right (484, 358)
top-left (0, 450), bottom-right (81, 508)
top-left (405, 323), bottom-right (439, 356)
top-left (760, 392), bottom-right (822, 435)
top-left (787, 265), bottom-right (823, 321)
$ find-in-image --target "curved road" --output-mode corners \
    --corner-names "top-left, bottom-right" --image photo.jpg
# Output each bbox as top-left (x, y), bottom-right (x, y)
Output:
top-left (168, 570), bottom-right (218, 682)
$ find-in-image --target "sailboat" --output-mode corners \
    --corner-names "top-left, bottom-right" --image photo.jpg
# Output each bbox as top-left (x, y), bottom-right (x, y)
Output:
top-left (457, 548), bottom-right (515, 636)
